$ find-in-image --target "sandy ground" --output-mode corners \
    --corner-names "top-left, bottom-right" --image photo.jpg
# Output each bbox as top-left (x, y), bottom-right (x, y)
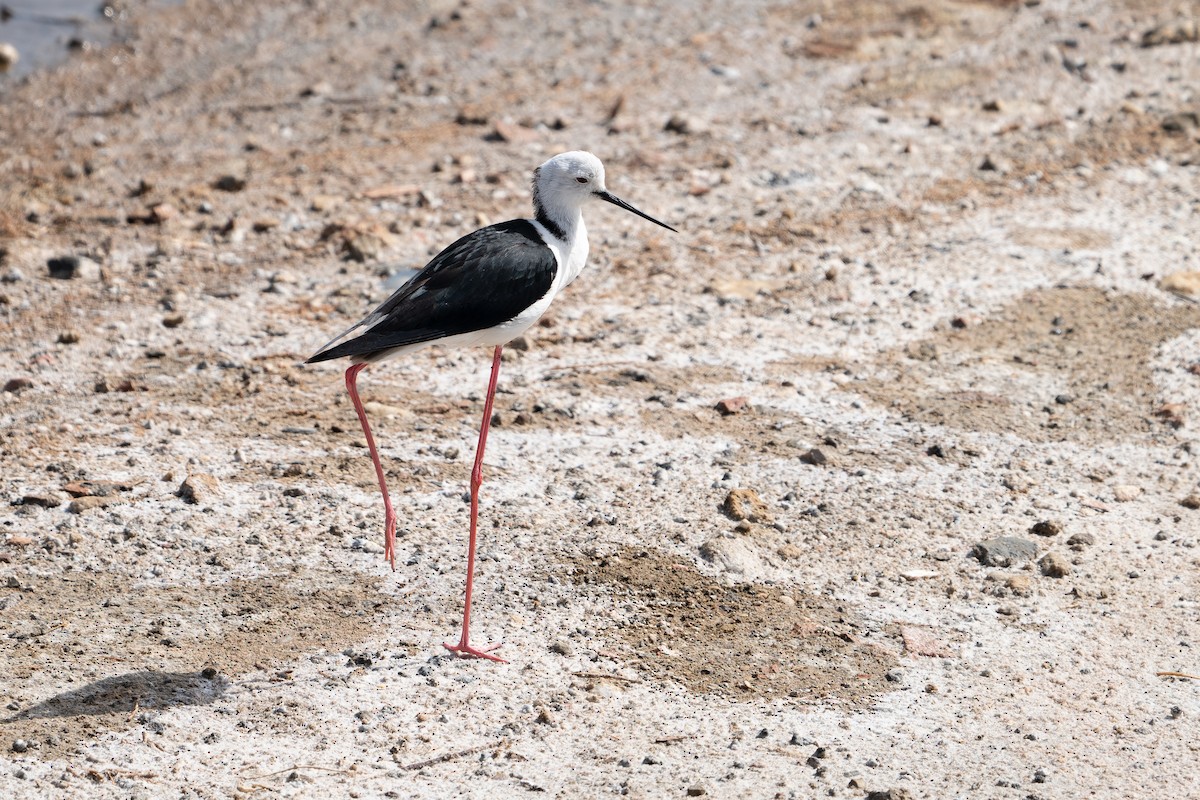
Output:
top-left (2, 0), bottom-right (1199, 797)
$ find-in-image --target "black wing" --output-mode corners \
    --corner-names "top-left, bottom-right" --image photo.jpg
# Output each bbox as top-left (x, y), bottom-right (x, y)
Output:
top-left (306, 219), bottom-right (557, 363)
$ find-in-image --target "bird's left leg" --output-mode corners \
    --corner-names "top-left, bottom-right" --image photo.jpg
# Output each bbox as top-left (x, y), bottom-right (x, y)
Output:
top-left (445, 345), bottom-right (507, 662)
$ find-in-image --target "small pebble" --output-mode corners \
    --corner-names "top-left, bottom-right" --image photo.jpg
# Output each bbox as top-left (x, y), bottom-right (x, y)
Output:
top-left (721, 488), bottom-right (773, 524)
top-left (1066, 532), bottom-right (1094, 550)
top-left (715, 396), bottom-right (750, 416)
top-left (177, 473), bottom-right (221, 505)
top-left (1030, 520), bottom-right (1062, 537)
top-left (1112, 485), bottom-right (1142, 502)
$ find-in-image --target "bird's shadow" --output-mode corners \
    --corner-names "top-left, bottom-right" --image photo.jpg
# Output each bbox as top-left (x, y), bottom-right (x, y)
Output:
top-left (4, 669), bottom-right (227, 722)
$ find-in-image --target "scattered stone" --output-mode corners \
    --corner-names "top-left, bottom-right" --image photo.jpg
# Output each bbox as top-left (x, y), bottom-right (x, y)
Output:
top-left (177, 473), bottom-right (221, 505)
top-left (1161, 111), bottom-right (1199, 133)
top-left (534, 708), bottom-right (557, 726)
top-left (1112, 485), bottom-right (1143, 502)
top-left (491, 119), bottom-right (537, 143)
top-left (1140, 18), bottom-right (1199, 47)
top-left (20, 493), bottom-right (62, 508)
top-left (900, 626), bottom-right (953, 657)
top-left (0, 43), bottom-right (18, 73)
top-left (799, 448), bottom-right (828, 466)
top-left (1005, 574), bottom-right (1033, 596)
top-left (1038, 551), bottom-right (1071, 578)
top-left (1160, 270), bottom-right (1200, 296)
top-left (1066, 532), bottom-right (1094, 550)
top-left (715, 396), bottom-right (750, 416)
top-left (47, 255), bottom-right (100, 280)
top-left (360, 184), bottom-right (420, 200)
top-left (3, 377), bottom-right (33, 392)
top-left (971, 537), bottom-right (1038, 568)
top-left (310, 194), bottom-right (342, 212)
top-left (981, 99), bottom-right (1003, 112)
top-left (92, 376), bottom-right (132, 393)
top-left (57, 330), bottom-right (81, 344)
top-left (299, 80), bottom-right (332, 98)
top-left (11, 738), bottom-right (28, 753)
top-left (213, 175), bottom-right (247, 192)
top-left (776, 543), bottom-right (804, 560)
top-left (686, 786), bottom-right (707, 797)
top-left (698, 536), bottom-right (764, 579)
top-left (162, 312), bottom-right (186, 328)
top-left (721, 488), bottom-right (773, 524)
top-left (979, 154), bottom-right (1012, 174)
top-left (67, 495), bottom-right (117, 514)
top-left (1030, 520), bottom-right (1062, 537)
top-left (64, 479), bottom-right (133, 497)
top-left (900, 569), bottom-right (939, 581)
top-left (1180, 495), bottom-right (1200, 510)
top-left (866, 789), bottom-right (913, 800)
top-left (150, 202), bottom-right (178, 223)
top-left (320, 222), bottom-right (394, 262)
top-left (549, 640), bottom-right (573, 656)
top-left (1155, 403), bottom-right (1186, 429)
top-left (664, 114), bottom-right (705, 135)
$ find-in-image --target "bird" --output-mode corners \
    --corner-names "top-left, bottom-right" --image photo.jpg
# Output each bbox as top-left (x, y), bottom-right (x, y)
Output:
top-left (306, 151), bottom-right (676, 662)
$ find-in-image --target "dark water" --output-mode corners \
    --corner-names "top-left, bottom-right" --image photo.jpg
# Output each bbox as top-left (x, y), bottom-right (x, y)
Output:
top-left (0, 1), bottom-right (174, 80)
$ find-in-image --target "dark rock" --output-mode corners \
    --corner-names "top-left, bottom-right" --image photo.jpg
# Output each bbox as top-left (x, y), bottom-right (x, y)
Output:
top-left (3, 377), bottom-right (33, 392)
top-left (1180, 494), bottom-right (1200, 510)
top-left (971, 537), bottom-right (1038, 567)
top-left (979, 154), bottom-right (1011, 173)
top-left (800, 448), bottom-right (828, 466)
top-left (214, 175), bottom-right (247, 192)
top-left (47, 255), bottom-right (100, 280)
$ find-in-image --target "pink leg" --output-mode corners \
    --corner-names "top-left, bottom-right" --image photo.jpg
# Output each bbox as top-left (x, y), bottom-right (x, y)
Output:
top-left (345, 363), bottom-right (397, 571)
top-left (444, 346), bottom-right (506, 663)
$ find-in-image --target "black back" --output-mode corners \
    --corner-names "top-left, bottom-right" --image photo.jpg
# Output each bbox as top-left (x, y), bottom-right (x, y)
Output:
top-left (307, 219), bottom-right (557, 363)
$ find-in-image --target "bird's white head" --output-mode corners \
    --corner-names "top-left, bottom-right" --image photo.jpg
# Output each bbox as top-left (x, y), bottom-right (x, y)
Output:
top-left (532, 151), bottom-right (676, 236)
top-left (533, 151), bottom-right (607, 214)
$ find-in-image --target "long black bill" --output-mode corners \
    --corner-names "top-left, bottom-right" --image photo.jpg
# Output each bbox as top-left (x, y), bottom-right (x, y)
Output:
top-left (596, 191), bottom-right (677, 232)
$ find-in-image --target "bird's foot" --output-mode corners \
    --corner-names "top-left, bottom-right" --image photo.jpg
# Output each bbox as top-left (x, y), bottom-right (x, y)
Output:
top-left (444, 638), bottom-right (506, 663)
top-left (383, 513), bottom-right (397, 571)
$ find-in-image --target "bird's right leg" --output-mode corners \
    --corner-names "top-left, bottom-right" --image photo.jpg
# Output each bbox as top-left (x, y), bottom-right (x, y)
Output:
top-left (345, 362), bottom-right (397, 570)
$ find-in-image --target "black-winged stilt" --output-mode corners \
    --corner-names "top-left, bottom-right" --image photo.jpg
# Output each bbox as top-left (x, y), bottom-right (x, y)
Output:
top-left (307, 151), bottom-right (675, 662)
